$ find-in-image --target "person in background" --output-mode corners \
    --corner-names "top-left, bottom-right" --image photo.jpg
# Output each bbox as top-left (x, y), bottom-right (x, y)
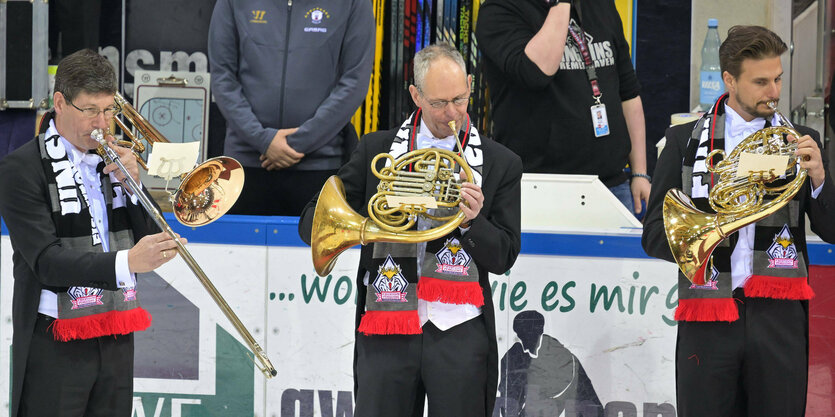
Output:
top-left (209, 0), bottom-right (374, 216)
top-left (476, 0), bottom-right (650, 216)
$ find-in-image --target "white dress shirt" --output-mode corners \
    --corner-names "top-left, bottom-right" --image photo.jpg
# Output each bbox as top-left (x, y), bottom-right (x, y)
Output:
top-left (363, 119), bottom-right (481, 331)
top-left (38, 121), bottom-right (137, 318)
top-left (724, 105), bottom-right (824, 290)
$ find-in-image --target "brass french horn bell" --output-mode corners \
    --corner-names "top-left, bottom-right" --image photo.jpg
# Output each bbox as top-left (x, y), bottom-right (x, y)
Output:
top-left (98, 92), bottom-right (244, 226)
top-left (311, 120), bottom-right (470, 276)
top-left (662, 101), bottom-right (807, 285)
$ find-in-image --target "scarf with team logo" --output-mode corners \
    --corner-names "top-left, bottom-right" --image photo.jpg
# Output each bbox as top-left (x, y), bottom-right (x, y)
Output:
top-left (38, 124), bottom-right (151, 341)
top-left (676, 94), bottom-right (813, 322)
top-left (358, 109), bottom-right (485, 335)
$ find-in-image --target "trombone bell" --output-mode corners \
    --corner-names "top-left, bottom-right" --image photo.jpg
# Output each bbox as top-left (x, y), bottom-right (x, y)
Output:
top-left (173, 157), bottom-right (244, 227)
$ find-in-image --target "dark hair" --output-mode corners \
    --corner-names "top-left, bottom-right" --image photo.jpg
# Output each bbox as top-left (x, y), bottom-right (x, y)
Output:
top-left (719, 25), bottom-right (787, 78)
top-left (53, 49), bottom-right (117, 102)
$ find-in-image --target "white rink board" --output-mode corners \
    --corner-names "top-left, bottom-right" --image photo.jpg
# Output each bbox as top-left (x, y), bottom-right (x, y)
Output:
top-left (0, 232), bottom-right (680, 416)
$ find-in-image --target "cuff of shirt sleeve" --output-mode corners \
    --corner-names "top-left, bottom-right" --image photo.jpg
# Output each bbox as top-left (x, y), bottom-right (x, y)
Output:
top-left (129, 181), bottom-right (141, 205)
top-left (115, 250), bottom-right (137, 288)
top-left (459, 219), bottom-right (473, 234)
top-left (261, 128), bottom-right (278, 155)
top-left (812, 180), bottom-right (825, 199)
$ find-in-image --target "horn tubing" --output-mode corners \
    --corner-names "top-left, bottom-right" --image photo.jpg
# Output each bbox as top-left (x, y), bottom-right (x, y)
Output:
top-left (95, 135), bottom-right (277, 378)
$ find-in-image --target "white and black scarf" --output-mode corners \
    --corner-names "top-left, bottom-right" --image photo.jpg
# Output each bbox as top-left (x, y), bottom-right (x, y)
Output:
top-left (358, 109), bottom-right (486, 335)
top-left (38, 127), bottom-right (151, 341)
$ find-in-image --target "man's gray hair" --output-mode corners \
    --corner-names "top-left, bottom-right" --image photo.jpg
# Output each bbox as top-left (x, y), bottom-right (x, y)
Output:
top-left (413, 43), bottom-right (467, 91)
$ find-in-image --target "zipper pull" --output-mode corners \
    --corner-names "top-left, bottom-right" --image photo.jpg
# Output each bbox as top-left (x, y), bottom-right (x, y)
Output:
top-left (288, 0), bottom-right (292, 6)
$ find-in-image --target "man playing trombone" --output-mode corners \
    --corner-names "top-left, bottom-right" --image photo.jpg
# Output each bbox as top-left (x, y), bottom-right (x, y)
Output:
top-left (299, 43), bottom-right (522, 417)
top-left (0, 49), bottom-right (185, 417)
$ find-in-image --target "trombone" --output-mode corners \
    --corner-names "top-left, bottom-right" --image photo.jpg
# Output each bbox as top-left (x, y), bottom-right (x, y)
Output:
top-left (91, 94), bottom-right (277, 378)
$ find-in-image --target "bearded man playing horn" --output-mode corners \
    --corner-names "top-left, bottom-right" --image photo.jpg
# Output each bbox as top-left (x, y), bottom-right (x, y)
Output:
top-left (299, 43), bottom-right (522, 417)
top-left (642, 26), bottom-right (835, 416)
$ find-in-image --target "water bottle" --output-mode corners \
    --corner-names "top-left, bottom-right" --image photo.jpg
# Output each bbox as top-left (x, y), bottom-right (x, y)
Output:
top-left (699, 18), bottom-right (724, 110)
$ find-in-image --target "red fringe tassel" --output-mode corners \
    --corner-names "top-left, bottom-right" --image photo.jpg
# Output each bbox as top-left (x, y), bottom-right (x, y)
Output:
top-left (418, 277), bottom-right (484, 307)
top-left (675, 298), bottom-right (738, 322)
top-left (744, 275), bottom-right (814, 300)
top-left (358, 310), bottom-right (422, 335)
top-left (52, 307), bottom-right (152, 342)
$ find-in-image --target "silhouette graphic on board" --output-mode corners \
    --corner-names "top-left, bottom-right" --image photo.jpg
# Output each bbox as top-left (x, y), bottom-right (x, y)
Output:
top-left (497, 310), bottom-right (603, 417)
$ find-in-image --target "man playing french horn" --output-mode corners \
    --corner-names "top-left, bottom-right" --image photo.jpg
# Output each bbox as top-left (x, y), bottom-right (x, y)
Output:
top-left (642, 26), bottom-right (835, 417)
top-left (299, 43), bottom-right (522, 417)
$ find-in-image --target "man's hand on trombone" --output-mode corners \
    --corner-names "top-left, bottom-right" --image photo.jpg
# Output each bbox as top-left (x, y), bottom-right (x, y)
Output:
top-left (128, 232), bottom-right (189, 273)
top-left (102, 134), bottom-right (141, 187)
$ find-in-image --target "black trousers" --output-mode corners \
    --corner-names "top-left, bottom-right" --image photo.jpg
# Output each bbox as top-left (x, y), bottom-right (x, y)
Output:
top-left (676, 290), bottom-right (808, 417)
top-left (19, 314), bottom-right (134, 417)
top-left (228, 167), bottom-right (338, 216)
top-left (354, 318), bottom-right (489, 417)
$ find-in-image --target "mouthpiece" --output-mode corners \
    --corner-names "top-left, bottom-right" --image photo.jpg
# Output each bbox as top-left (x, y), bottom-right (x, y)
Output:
top-left (90, 129), bottom-right (106, 145)
top-left (448, 120), bottom-right (457, 135)
top-left (766, 101), bottom-right (778, 111)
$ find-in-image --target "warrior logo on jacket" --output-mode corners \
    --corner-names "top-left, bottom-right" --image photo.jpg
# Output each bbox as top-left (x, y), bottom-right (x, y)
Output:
top-left (767, 225), bottom-right (799, 269)
top-left (434, 237), bottom-right (471, 276)
top-left (372, 255), bottom-right (409, 302)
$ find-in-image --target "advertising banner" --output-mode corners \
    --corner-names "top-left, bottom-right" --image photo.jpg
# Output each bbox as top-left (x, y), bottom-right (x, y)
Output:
top-left (2, 232), bottom-right (679, 416)
top-left (2, 218), bottom-right (834, 416)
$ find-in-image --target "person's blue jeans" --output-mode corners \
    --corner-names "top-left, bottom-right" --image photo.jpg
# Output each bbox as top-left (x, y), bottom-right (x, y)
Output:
top-left (608, 180), bottom-right (644, 219)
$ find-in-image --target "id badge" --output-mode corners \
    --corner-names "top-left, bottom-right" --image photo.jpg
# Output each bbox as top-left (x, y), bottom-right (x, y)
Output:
top-left (591, 104), bottom-right (610, 137)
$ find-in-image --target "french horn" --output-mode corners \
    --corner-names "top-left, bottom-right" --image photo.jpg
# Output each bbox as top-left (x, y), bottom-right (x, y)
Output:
top-left (311, 121), bottom-right (472, 276)
top-left (663, 101), bottom-right (807, 285)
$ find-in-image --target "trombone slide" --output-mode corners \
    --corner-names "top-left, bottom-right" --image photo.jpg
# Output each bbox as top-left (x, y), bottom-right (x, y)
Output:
top-left (93, 131), bottom-right (278, 378)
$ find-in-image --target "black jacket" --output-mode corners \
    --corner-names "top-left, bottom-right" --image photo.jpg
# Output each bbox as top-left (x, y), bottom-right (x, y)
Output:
top-left (0, 113), bottom-right (160, 417)
top-left (476, 0), bottom-right (640, 186)
top-left (299, 126), bottom-right (523, 416)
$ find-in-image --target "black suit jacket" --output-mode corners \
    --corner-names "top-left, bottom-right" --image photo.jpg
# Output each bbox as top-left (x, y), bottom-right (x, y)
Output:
top-left (0, 130), bottom-right (159, 417)
top-left (642, 120), bottom-right (835, 265)
top-left (299, 126), bottom-right (523, 417)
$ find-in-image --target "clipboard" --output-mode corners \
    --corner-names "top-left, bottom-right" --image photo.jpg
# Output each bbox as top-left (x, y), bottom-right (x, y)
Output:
top-left (132, 70), bottom-right (210, 192)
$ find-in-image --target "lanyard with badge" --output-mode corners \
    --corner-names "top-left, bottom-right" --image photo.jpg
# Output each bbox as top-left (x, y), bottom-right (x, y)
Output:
top-left (565, 7), bottom-right (609, 138)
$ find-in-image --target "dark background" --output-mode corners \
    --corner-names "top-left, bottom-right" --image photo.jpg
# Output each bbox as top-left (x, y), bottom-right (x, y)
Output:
top-left (2, 0), bottom-right (694, 180)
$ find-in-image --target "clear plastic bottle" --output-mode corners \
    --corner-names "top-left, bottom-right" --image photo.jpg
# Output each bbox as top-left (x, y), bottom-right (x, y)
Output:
top-left (699, 19), bottom-right (724, 110)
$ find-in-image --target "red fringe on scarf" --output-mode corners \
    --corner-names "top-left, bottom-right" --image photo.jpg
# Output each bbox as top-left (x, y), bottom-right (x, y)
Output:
top-left (675, 298), bottom-right (738, 322)
top-left (417, 277), bottom-right (484, 307)
top-left (744, 275), bottom-right (815, 300)
top-left (358, 310), bottom-right (422, 335)
top-left (51, 307), bottom-right (152, 342)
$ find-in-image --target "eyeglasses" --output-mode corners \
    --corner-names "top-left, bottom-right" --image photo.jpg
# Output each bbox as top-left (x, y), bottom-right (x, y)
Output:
top-left (419, 87), bottom-right (470, 110)
top-left (65, 97), bottom-right (121, 119)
